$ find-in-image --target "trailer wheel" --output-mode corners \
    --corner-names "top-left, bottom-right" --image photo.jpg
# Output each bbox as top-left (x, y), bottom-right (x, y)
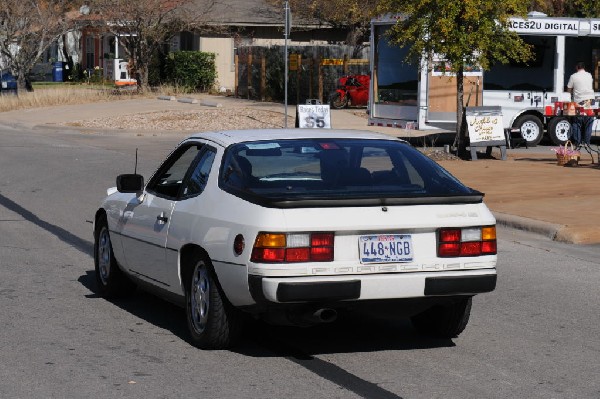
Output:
top-left (514, 115), bottom-right (544, 146)
top-left (547, 117), bottom-right (571, 145)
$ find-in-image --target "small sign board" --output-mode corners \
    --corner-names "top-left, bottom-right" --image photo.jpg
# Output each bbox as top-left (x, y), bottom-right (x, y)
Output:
top-left (465, 106), bottom-right (507, 160)
top-left (289, 54), bottom-right (299, 71)
top-left (321, 58), bottom-right (344, 66)
top-left (296, 104), bottom-right (331, 129)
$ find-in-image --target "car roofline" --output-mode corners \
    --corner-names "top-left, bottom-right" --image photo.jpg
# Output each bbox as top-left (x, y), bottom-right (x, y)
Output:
top-left (186, 129), bottom-right (405, 148)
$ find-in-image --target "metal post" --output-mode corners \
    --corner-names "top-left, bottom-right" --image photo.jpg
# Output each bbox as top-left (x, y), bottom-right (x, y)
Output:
top-left (284, 1), bottom-right (289, 128)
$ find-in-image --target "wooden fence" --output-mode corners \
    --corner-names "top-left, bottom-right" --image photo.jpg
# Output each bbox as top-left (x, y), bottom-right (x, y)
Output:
top-left (235, 53), bottom-right (369, 104)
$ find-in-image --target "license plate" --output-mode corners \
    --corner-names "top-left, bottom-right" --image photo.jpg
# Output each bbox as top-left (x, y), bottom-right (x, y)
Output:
top-left (359, 234), bottom-right (413, 264)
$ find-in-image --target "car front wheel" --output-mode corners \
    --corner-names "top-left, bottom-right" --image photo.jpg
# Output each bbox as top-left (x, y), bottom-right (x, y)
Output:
top-left (185, 256), bottom-right (241, 349)
top-left (410, 297), bottom-right (472, 338)
top-left (94, 214), bottom-right (135, 298)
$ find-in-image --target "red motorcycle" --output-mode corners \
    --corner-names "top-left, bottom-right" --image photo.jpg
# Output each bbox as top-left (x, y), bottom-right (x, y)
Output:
top-left (329, 74), bottom-right (370, 109)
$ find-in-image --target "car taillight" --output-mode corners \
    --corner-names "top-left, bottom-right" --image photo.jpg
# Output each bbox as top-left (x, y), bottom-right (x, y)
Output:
top-left (251, 232), bottom-right (334, 263)
top-left (438, 226), bottom-right (497, 257)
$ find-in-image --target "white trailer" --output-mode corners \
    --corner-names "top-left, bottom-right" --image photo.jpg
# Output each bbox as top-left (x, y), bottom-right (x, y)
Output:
top-left (368, 13), bottom-right (600, 145)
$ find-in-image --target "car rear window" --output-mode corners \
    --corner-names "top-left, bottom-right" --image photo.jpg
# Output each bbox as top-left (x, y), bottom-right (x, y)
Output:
top-left (219, 139), bottom-right (480, 206)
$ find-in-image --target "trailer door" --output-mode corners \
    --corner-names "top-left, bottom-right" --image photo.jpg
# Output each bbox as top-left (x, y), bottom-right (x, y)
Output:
top-left (370, 25), bottom-right (419, 124)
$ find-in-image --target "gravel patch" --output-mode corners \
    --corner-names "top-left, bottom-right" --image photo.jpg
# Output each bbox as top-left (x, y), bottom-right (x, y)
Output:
top-left (419, 148), bottom-right (461, 161)
top-left (66, 108), bottom-right (294, 131)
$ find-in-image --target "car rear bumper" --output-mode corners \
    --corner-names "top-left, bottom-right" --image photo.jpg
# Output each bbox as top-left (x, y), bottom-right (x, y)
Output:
top-left (248, 269), bottom-right (496, 304)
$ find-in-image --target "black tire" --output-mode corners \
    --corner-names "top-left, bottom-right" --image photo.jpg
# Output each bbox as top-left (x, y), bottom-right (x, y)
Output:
top-left (185, 255), bottom-right (242, 349)
top-left (514, 115), bottom-right (544, 146)
top-left (330, 92), bottom-right (348, 109)
top-left (410, 297), bottom-right (472, 338)
top-left (547, 117), bottom-right (572, 145)
top-left (94, 214), bottom-right (135, 298)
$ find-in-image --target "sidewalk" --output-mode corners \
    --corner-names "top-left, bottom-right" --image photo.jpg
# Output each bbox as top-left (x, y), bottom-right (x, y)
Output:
top-left (1, 95), bottom-right (599, 244)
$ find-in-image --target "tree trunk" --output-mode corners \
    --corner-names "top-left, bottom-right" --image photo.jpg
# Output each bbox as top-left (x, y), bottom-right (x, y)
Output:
top-left (137, 63), bottom-right (149, 93)
top-left (16, 72), bottom-right (33, 93)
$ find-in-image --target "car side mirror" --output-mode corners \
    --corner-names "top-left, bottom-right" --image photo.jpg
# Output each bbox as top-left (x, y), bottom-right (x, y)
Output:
top-left (117, 174), bottom-right (144, 193)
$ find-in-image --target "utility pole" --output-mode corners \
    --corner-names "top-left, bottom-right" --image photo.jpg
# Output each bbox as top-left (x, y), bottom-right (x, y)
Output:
top-left (284, 0), bottom-right (290, 128)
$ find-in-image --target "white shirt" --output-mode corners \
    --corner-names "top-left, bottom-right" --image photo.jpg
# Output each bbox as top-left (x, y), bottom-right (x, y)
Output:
top-left (567, 69), bottom-right (594, 103)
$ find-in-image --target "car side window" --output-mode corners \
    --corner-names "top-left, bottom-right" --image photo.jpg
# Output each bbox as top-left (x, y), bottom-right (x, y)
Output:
top-left (181, 148), bottom-right (216, 198)
top-left (147, 144), bottom-right (202, 199)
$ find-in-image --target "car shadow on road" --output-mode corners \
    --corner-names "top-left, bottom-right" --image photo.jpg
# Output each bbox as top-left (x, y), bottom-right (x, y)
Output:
top-left (79, 268), bottom-right (451, 399)
top-left (235, 312), bottom-right (455, 359)
top-left (78, 270), bottom-right (190, 340)
top-left (79, 270), bottom-right (455, 357)
top-left (232, 314), bottom-right (454, 399)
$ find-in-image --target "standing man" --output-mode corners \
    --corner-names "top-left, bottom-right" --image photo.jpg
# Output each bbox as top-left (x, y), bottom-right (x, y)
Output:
top-left (567, 62), bottom-right (595, 146)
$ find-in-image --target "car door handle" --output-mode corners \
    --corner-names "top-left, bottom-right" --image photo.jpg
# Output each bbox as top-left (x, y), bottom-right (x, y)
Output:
top-left (157, 214), bottom-right (169, 223)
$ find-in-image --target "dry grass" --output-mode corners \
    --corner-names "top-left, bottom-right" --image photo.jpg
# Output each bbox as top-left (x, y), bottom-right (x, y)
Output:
top-left (151, 84), bottom-right (199, 97)
top-left (0, 86), bottom-right (122, 112)
top-left (0, 84), bottom-right (207, 113)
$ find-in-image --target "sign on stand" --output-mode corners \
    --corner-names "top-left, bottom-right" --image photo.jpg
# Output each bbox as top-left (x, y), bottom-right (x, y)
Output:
top-left (296, 104), bottom-right (332, 129)
top-left (465, 106), bottom-right (507, 160)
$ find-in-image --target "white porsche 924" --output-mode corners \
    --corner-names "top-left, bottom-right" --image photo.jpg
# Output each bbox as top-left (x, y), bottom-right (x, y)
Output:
top-left (94, 129), bottom-right (497, 349)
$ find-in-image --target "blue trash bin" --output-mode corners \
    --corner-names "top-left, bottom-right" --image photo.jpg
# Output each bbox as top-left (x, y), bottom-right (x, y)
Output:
top-left (52, 61), bottom-right (63, 82)
top-left (0, 71), bottom-right (18, 95)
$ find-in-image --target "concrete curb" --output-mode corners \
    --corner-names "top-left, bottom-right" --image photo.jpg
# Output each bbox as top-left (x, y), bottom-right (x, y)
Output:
top-left (200, 100), bottom-right (222, 107)
top-left (178, 97), bottom-right (198, 104)
top-left (493, 211), bottom-right (562, 240)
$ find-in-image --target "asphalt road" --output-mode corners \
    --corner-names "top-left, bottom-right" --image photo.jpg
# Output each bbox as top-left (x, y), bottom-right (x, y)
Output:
top-left (0, 125), bottom-right (599, 399)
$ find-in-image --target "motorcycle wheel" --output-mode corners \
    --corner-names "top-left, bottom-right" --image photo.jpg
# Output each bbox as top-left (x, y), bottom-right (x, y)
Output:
top-left (330, 93), bottom-right (348, 109)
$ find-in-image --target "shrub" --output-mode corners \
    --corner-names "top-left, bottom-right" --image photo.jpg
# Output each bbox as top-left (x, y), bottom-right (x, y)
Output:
top-left (164, 51), bottom-right (217, 93)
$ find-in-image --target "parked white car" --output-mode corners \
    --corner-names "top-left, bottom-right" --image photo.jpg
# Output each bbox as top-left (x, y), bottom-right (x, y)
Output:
top-left (94, 129), bottom-right (497, 349)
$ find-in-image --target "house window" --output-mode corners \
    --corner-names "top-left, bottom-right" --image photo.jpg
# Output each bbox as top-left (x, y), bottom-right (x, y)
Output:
top-left (180, 32), bottom-right (194, 51)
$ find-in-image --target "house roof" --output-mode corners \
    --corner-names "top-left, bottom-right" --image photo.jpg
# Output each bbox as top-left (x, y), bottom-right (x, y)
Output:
top-left (192, 0), bottom-right (322, 27)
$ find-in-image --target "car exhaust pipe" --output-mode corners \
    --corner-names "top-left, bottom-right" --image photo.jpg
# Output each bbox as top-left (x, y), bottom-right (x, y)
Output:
top-left (311, 308), bottom-right (337, 323)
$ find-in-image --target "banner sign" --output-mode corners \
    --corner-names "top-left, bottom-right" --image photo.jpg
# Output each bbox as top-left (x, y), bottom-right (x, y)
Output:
top-left (297, 104), bottom-right (331, 129)
top-left (507, 18), bottom-right (580, 35)
top-left (589, 20), bottom-right (600, 36)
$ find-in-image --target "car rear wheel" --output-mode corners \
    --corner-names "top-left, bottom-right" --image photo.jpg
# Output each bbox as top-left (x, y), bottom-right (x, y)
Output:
top-left (514, 115), bottom-right (544, 146)
top-left (94, 214), bottom-right (135, 298)
top-left (410, 297), bottom-right (472, 338)
top-left (185, 256), bottom-right (242, 349)
top-left (547, 117), bottom-right (571, 145)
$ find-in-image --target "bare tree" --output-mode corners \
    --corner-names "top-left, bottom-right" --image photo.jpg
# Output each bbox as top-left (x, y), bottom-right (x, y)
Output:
top-left (0, 0), bottom-right (75, 92)
top-left (87, 0), bottom-right (215, 93)
top-left (268, 0), bottom-right (378, 57)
